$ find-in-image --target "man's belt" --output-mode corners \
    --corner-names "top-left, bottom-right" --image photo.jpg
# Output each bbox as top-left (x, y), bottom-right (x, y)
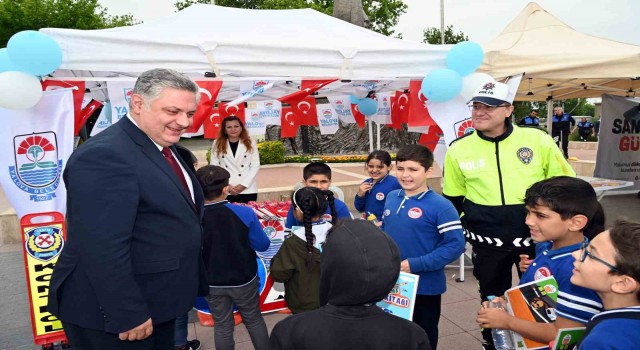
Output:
top-left (464, 229), bottom-right (533, 248)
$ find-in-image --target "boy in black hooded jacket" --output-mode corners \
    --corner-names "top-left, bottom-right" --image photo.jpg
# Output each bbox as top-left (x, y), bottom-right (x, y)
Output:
top-left (268, 219), bottom-right (429, 350)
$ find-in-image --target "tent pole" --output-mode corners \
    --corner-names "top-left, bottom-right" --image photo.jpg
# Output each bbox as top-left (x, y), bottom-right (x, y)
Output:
top-left (376, 122), bottom-right (381, 150)
top-left (368, 119), bottom-right (374, 153)
top-left (547, 99), bottom-right (553, 135)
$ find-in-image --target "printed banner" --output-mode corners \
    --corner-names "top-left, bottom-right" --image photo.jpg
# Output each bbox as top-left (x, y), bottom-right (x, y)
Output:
top-left (370, 91), bottom-right (393, 124)
top-left (327, 95), bottom-right (356, 124)
top-left (0, 89), bottom-right (74, 218)
top-left (425, 95), bottom-right (472, 146)
top-left (594, 94), bottom-right (640, 188)
top-left (247, 100), bottom-right (282, 126)
top-left (227, 80), bottom-right (274, 107)
top-left (106, 80), bottom-right (135, 126)
top-left (41, 80), bottom-right (86, 136)
top-left (316, 104), bottom-right (340, 135)
top-left (243, 108), bottom-right (267, 136)
top-left (376, 272), bottom-right (419, 321)
top-left (90, 101), bottom-right (113, 137)
top-left (20, 212), bottom-right (67, 345)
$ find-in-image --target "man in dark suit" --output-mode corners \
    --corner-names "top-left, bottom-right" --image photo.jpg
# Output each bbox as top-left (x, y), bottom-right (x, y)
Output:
top-left (48, 68), bottom-right (205, 350)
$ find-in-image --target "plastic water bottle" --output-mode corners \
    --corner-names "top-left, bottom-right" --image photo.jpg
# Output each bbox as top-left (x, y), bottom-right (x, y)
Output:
top-left (487, 295), bottom-right (515, 350)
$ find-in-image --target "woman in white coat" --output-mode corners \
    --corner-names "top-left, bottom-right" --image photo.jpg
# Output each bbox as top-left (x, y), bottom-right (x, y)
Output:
top-left (211, 116), bottom-right (261, 203)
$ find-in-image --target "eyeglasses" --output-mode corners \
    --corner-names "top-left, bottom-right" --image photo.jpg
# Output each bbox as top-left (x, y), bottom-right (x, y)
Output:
top-left (469, 104), bottom-right (511, 113)
top-left (580, 242), bottom-right (619, 273)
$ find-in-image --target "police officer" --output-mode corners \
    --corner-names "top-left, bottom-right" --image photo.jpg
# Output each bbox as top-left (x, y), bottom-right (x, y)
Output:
top-left (576, 117), bottom-right (594, 141)
top-left (518, 110), bottom-right (540, 126)
top-left (443, 81), bottom-right (575, 350)
top-left (551, 106), bottom-right (576, 158)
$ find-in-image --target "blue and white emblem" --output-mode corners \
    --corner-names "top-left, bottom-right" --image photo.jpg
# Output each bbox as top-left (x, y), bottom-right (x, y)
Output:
top-left (517, 147), bottom-right (534, 165)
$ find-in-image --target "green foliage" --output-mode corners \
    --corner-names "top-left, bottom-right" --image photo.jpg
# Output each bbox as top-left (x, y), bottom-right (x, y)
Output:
top-left (174, 0), bottom-right (406, 37)
top-left (258, 141), bottom-right (285, 165)
top-left (0, 0), bottom-right (138, 46)
top-left (423, 25), bottom-right (468, 44)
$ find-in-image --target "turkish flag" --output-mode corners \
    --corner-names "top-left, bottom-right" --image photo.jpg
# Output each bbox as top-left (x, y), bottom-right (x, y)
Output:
top-left (203, 109), bottom-right (222, 139)
top-left (390, 90), bottom-right (410, 129)
top-left (278, 79), bottom-right (337, 105)
top-left (218, 102), bottom-right (246, 124)
top-left (280, 106), bottom-right (299, 138)
top-left (350, 103), bottom-right (366, 128)
top-left (418, 125), bottom-right (444, 152)
top-left (408, 80), bottom-right (436, 127)
top-left (291, 97), bottom-right (318, 126)
top-left (41, 80), bottom-right (86, 135)
top-left (187, 80), bottom-right (222, 133)
top-left (80, 99), bottom-right (104, 131)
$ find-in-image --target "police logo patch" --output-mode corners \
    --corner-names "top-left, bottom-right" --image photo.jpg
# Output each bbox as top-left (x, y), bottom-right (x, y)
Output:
top-left (517, 147), bottom-right (533, 165)
top-left (408, 207), bottom-right (423, 219)
top-left (376, 192), bottom-right (385, 201)
top-left (534, 267), bottom-right (551, 280)
top-left (25, 226), bottom-right (64, 262)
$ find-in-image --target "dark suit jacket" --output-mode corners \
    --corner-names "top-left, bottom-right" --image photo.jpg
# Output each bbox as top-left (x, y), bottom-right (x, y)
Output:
top-left (48, 116), bottom-right (205, 334)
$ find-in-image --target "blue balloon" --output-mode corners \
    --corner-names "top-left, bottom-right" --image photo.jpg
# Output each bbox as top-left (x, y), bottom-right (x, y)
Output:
top-left (357, 98), bottom-right (378, 116)
top-left (0, 49), bottom-right (14, 73)
top-left (349, 95), bottom-right (361, 104)
top-left (446, 41), bottom-right (484, 77)
top-left (7, 31), bottom-right (62, 76)
top-left (421, 69), bottom-right (463, 102)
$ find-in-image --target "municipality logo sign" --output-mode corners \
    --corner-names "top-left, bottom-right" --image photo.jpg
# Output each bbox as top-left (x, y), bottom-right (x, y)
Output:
top-left (9, 132), bottom-right (63, 202)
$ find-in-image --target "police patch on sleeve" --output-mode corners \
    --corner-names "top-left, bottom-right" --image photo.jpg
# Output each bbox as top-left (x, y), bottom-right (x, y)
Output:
top-left (517, 147), bottom-right (533, 165)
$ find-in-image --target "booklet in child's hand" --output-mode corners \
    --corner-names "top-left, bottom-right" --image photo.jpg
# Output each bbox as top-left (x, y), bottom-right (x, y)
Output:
top-left (550, 327), bottom-right (585, 350)
top-left (504, 276), bottom-right (559, 350)
top-left (376, 272), bottom-right (419, 321)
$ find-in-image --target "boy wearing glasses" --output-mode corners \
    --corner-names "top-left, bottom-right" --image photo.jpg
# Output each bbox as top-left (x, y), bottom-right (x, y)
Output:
top-left (571, 220), bottom-right (640, 349)
top-left (444, 80), bottom-right (575, 350)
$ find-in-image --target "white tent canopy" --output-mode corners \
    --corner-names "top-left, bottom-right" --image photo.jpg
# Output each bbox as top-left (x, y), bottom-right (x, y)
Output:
top-left (41, 4), bottom-right (448, 80)
top-left (480, 2), bottom-right (640, 101)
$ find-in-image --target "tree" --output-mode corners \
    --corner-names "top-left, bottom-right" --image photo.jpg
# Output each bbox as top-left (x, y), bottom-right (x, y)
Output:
top-left (423, 25), bottom-right (468, 44)
top-left (0, 0), bottom-right (137, 47)
top-left (174, 0), bottom-right (406, 37)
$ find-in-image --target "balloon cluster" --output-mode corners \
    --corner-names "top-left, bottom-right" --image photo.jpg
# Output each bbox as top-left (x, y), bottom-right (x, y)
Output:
top-left (350, 87), bottom-right (378, 116)
top-left (0, 31), bottom-right (63, 109)
top-left (421, 41), bottom-right (490, 103)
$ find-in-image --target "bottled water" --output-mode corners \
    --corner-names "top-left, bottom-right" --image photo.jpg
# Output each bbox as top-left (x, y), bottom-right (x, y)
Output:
top-left (487, 295), bottom-right (515, 350)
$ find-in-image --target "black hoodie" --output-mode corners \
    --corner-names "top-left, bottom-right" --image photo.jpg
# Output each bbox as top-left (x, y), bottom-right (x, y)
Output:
top-left (268, 219), bottom-right (429, 350)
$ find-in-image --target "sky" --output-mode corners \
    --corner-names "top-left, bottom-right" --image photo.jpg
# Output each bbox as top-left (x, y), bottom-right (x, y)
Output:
top-left (98, 0), bottom-right (640, 45)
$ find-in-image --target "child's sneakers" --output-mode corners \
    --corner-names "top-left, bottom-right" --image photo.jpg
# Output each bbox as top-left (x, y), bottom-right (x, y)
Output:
top-left (175, 339), bottom-right (201, 350)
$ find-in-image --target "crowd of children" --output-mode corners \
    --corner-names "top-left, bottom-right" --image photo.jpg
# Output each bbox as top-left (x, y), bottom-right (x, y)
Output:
top-left (190, 143), bottom-right (639, 350)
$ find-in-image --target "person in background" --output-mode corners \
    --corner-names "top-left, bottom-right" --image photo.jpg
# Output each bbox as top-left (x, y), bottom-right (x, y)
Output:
top-left (285, 162), bottom-right (352, 230)
top-left (518, 110), bottom-right (540, 126)
top-left (593, 116), bottom-right (601, 137)
top-left (271, 187), bottom-right (336, 314)
top-left (48, 68), bottom-right (205, 350)
top-left (576, 117), bottom-right (595, 141)
top-left (443, 80), bottom-right (575, 350)
top-left (571, 220), bottom-right (640, 350)
top-left (197, 165), bottom-right (270, 350)
top-left (551, 106), bottom-right (576, 158)
top-left (382, 144), bottom-right (466, 350)
top-left (476, 176), bottom-right (604, 344)
top-left (354, 150), bottom-right (401, 222)
top-left (173, 143), bottom-right (201, 350)
top-left (210, 116), bottom-right (260, 203)
top-left (269, 220), bottom-right (430, 350)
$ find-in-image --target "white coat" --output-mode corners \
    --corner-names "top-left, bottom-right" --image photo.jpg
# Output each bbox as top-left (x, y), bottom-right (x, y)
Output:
top-left (211, 139), bottom-right (260, 194)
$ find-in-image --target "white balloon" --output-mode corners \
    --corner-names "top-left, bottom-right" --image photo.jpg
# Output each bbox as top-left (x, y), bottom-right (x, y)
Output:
top-left (460, 73), bottom-right (495, 102)
top-left (352, 86), bottom-right (369, 99)
top-left (0, 71), bottom-right (43, 109)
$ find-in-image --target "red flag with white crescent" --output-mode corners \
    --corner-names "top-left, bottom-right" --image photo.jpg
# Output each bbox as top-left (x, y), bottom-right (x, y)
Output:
top-left (187, 80), bottom-right (222, 133)
top-left (418, 124), bottom-right (444, 152)
top-left (408, 80), bottom-right (436, 127)
top-left (280, 106), bottom-right (299, 138)
top-left (80, 99), bottom-right (104, 131)
top-left (291, 97), bottom-right (318, 126)
top-left (278, 79), bottom-right (337, 105)
top-left (350, 103), bottom-right (366, 128)
top-left (41, 80), bottom-right (86, 135)
top-left (203, 109), bottom-right (222, 139)
top-left (390, 90), bottom-right (410, 129)
top-left (218, 102), bottom-right (246, 124)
